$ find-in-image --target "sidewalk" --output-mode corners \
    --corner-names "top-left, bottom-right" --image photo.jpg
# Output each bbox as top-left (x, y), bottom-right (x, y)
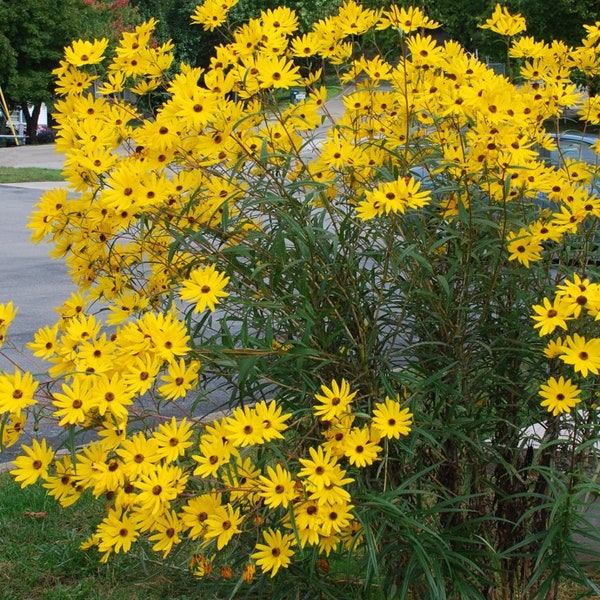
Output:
top-left (0, 143), bottom-right (65, 170)
top-left (0, 89), bottom-right (348, 173)
top-left (0, 92), bottom-right (348, 195)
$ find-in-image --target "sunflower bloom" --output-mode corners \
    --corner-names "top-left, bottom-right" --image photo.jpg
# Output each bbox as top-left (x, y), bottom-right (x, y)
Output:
top-left (224, 405), bottom-right (267, 448)
top-left (507, 229), bottom-right (543, 267)
top-left (180, 264), bottom-right (230, 313)
top-left (357, 177), bottom-right (431, 220)
top-left (10, 439), bottom-right (54, 488)
top-left (480, 4), bottom-right (527, 37)
top-left (343, 427), bottom-right (382, 467)
top-left (153, 417), bottom-right (195, 463)
top-left (298, 445), bottom-right (338, 489)
top-left (0, 369), bottom-right (38, 414)
top-left (539, 376), bottom-right (581, 416)
top-left (148, 510), bottom-right (182, 558)
top-left (158, 358), bottom-right (201, 400)
top-left (372, 396), bottom-right (413, 439)
top-left (134, 464), bottom-right (186, 515)
top-left (531, 297), bottom-right (571, 336)
top-left (559, 334), bottom-right (600, 377)
top-left (96, 509), bottom-right (140, 561)
top-left (318, 501), bottom-right (355, 536)
top-left (64, 38), bottom-right (109, 67)
top-left (2, 412), bottom-right (25, 449)
top-left (180, 492), bottom-right (223, 540)
top-left (191, 0), bottom-right (239, 31)
top-left (251, 529), bottom-right (295, 577)
top-left (314, 379), bottom-right (357, 421)
top-left (258, 464), bottom-right (296, 508)
top-left (204, 503), bottom-right (242, 550)
top-left (253, 400), bottom-right (291, 442)
top-left (52, 375), bottom-right (94, 426)
top-left (377, 5), bottom-right (440, 34)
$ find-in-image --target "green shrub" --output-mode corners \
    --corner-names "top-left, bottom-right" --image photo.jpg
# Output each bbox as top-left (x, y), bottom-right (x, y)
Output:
top-left (2, 2), bottom-right (600, 598)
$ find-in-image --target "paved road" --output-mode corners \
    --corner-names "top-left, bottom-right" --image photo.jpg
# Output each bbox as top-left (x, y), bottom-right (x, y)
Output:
top-left (0, 182), bottom-right (75, 461)
top-left (0, 184), bottom-right (74, 369)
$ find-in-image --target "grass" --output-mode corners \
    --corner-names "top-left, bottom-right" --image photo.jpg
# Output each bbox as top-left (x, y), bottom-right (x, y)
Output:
top-left (1, 468), bottom-right (600, 599)
top-left (0, 166), bottom-right (63, 184)
top-left (0, 472), bottom-right (201, 600)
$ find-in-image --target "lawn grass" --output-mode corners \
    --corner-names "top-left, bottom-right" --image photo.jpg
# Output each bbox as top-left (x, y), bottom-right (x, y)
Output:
top-left (325, 83), bottom-right (343, 100)
top-left (1, 468), bottom-right (600, 599)
top-left (0, 472), bottom-right (201, 600)
top-left (0, 166), bottom-right (63, 184)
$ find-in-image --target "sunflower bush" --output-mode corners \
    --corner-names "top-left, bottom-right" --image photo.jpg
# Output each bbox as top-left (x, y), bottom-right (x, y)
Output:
top-left (2, 1), bottom-right (600, 598)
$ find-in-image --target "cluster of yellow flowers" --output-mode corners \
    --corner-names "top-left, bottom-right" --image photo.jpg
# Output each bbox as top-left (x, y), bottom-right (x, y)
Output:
top-left (0, 298), bottom-right (410, 577)
top-left (532, 274), bottom-right (600, 415)
top-left (4, 315), bottom-right (411, 577)
top-left (0, 302), bottom-right (27, 449)
top-left (30, 1), bottom-right (600, 294)
top-left (518, 16), bottom-right (600, 416)
top-left (1, 0), bottom-right (600, 583)
top-left (481, 6), bottom-right (600, 420)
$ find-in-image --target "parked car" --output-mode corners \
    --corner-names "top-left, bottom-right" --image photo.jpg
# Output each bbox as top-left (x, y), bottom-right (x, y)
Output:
top-left (539, 131), bottom-right (598, 167)
top-left (536, 131), bottom-right (600, 261)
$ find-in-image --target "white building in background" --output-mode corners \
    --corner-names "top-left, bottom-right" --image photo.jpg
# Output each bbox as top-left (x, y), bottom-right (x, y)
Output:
top-left (0, 103), bottom-right (49, 144)
top-left (7, 103), bottom-right (49, 134)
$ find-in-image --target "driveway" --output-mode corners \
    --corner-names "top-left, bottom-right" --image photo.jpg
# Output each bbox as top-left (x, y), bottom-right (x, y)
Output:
top-left (0, 183), bottom-right (74, 367)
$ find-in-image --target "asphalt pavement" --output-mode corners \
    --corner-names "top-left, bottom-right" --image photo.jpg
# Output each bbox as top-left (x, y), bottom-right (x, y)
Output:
top-left (0, 184), bottom-right (74, 364)
top-left (0, 142), bottom-right (70, 353)
top-left (0, 146), bottom-right (73, 461)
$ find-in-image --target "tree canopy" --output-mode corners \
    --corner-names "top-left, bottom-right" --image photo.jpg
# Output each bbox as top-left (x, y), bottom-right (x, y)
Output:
top-left (416, 0), bottom-right (600, 59)
top-left (0, 0), bottom-right (138, 141)
top-left (0, 0), bottom-right (85, 104)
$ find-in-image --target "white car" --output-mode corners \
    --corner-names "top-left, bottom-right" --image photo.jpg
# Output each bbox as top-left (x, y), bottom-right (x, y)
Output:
top-left (539, 131), bottom-right (598, 167)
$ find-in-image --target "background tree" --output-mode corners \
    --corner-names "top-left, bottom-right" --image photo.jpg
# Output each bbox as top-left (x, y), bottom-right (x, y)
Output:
top-left (429, 0), bottom-right (600, 61)
top-left (83, 0), bottom-right (142, 41)
top-left (427, 0), bottom-right (490, 54)
top-left (131, 0), bottom-right (220, 67)
top-left (0, 0), bottom-right (138, 143)
top-left (514, 0), bottom-right (600, 46)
